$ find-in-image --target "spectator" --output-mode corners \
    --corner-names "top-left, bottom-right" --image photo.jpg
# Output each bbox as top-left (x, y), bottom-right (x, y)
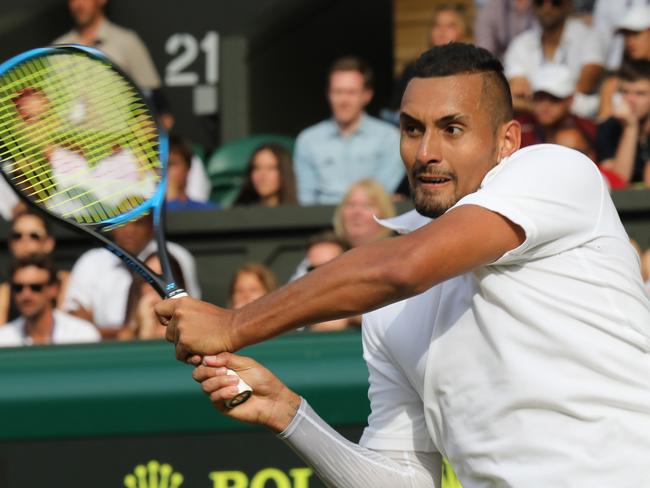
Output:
top-left (64, 213), bottom-right (200, 337)
top-left (234, 143), bottom-right (297, 207)
top-left (0, 255), bottom-right (99, 346)
top-left (0, 178), bottom-right (20, 222)
top-left (504, 0), bottom-right (604, 116)
top-left (166, 134), bottom-right (217, 211)
top-left (294, 57), bottom-right (404, 204)
top-left (54, 0), bottom-right (161, 94)
top-left (642, 248), bottom-right (650, 293)
top-left (592, 0), bottom-right (649, 71)
top-left (0, 211), bottom-right (70, 325)
top-left (228, 263), bottom-right (277, 310)
top-left (333, 180), bottom-right (396, 248)
top-left (597, 5), bottom-right (650, 121)
top-left (388, 4), bottom-right (471, 117)
top-left (596, 60), bottom-right (650, 187)
top-left (119, 252), bottom-right (186, 340)
top-left (474, 0), bottom-right (535, 61)
top-left (518, 64), bottom-right (596, 147)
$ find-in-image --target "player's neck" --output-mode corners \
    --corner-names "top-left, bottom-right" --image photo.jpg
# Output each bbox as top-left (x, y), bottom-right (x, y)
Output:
top-left (77, 15), bottom-right (106, 44)
top-left (24, 308), bottom-right (55, 345)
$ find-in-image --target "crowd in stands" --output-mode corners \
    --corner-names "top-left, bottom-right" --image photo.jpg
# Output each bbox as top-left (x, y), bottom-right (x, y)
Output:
top-left (1, 0), bottom-right (649, 346)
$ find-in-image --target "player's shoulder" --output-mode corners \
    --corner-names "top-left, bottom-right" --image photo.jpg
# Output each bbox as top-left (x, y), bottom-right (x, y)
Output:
top-left (500, 144), bottom-right (601, 180)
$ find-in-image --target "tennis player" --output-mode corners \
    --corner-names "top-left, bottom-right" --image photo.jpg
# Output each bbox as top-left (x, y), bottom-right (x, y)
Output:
top-left (158, 43), bottom-right (650, 487)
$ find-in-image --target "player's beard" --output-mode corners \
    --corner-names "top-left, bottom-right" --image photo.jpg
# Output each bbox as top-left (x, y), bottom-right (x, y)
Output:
top-left (409, 164), bottom-right (457, 218)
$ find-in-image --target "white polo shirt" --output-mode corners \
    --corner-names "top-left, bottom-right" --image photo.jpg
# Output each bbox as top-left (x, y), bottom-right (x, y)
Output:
top-left (64, 240), bottom-right (201, 329)
top-left (0, 310), bottom-right (100, 346)
top-left (504, 19), bottom-right (603, 82)
top-left (361, 145), bottom-right (650, 487)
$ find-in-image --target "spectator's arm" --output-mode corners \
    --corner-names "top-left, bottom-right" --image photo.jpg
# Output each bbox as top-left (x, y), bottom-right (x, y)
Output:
top-left (293, 134), bottom-right (318, 205)
top-left (576, 64), bottom-right (604, 95)
top-left (600, 101), bottom-right (640, 182)
top-left (643, 159), bottom-right (650, 188)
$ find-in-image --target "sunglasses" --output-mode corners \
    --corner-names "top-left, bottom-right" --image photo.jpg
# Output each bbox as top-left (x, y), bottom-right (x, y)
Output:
top-left (533, 0), bottom-right (565, 7)
top-left (11, 282), bottom-right (48, 293)
top-left (9, 231), bottom-right (45, 241)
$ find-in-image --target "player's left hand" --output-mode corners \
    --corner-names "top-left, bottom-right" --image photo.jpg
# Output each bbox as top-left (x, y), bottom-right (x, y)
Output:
top-left (155, 296), bottom-right (238, 362)
top-left (193, 353), bottom-right (301, 433)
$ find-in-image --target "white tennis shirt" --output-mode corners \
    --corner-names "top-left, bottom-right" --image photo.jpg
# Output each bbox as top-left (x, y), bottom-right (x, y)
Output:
top-left (361, 144), bottom-right (650, 487)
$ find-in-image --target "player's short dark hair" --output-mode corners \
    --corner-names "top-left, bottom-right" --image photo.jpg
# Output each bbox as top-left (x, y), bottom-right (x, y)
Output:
top-left (618, 59), bottom-right (650, 83)
top-left (328, 56), bottom-right (374, 89)
top-left (413, 43), bottom-right (513, 129)
top-left (10, 254), bottom-right (58, 284)
top-left (168, 133), bottom-right (192, 168)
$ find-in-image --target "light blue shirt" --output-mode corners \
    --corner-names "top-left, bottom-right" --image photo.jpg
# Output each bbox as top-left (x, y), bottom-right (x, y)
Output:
top-left (294, 114), bottom-right (404, 204)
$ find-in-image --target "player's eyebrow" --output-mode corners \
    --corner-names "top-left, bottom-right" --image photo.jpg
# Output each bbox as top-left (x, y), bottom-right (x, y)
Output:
top-left (399, 112), bottom-right (423, 126)
top-left (434, 114), bottom-right (469, 128)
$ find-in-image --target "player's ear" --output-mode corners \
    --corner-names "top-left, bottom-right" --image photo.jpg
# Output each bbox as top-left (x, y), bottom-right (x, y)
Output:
top-left (497, 120), bottom-right (521, 163)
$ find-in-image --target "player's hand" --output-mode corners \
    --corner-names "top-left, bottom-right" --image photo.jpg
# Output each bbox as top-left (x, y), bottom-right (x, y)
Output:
top-left (193, 353), bottom-right (301, 433)
top-left (155, 297), bottom-right (238, 362)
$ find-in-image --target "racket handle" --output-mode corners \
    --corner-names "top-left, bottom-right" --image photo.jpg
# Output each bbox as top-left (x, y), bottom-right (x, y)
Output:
top-left (170, 291), bottom-right (253, 408)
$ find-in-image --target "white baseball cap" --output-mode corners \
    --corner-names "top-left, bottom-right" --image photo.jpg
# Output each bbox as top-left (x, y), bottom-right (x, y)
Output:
top-left (531, 64), bottom-right (576, 99)
top-left (617, 5), bottom-right (650, 32)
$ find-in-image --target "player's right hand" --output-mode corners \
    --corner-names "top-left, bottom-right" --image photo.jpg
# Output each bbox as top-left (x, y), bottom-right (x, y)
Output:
top-left (192, 352), bottom-right (302, 433)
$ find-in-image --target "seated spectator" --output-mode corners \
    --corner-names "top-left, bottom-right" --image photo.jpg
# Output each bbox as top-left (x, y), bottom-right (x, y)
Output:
top-left (119, 252), bottom-right (186, 340)
top-left (592, 0), bottom-right (649, 72)
top-left (505, 0), bottom-right (604, 116)
top-left (333, 180), bottom-right (397, 248)
top-left (474, 0), bottom-right (535, 62)
top-left (64, 213), bottom-right (200, 337)
top-left (387, 3), bottom-right (470, 120)
top-left (166, 134), bottom-right (217, 211)
top-left (596, 60), bottom-right (650, 187)
top-left (233, 143), bottom-right (297, 207)
top-left (294, 57), bottom-right (404, 204)
top-left (642, 248), bottom-right (650, 294)
top-left (0, 210), bottom-right (70, 324)
top-left (518, 64), bottom-right (596, 147)
top-left (0, 255), bottom-right (99, 346)
top-left (597, 5), bottom-right (650, 121)
top-left (0, 177), bottom-right (20, 221)
top-left (228, 263), bottom-right (277, 310)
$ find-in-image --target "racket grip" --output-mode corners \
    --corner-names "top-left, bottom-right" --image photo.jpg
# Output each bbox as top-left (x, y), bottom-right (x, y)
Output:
top-left (170, 291), bottom-right (253, 408)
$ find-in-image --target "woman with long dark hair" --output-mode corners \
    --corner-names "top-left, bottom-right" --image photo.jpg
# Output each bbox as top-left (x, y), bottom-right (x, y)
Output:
top-left (234, 143), bottom-right (297, 206)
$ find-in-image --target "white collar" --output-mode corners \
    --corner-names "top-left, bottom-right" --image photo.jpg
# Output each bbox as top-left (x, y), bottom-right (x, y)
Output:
top-left (375, 209), bottom-right (432, 235)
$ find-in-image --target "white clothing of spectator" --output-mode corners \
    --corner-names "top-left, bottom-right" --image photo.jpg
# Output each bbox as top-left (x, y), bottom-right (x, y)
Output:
top-left (64, 241), bottom-right (200, 331)
top-left (593, 0), bottom-right (650, 70)
top-left (0, 176), bottom-right (19, 221)
top-left (0, 310), bottom-right (99, 347)
top-left (187, 154), bottom-right (211, 203)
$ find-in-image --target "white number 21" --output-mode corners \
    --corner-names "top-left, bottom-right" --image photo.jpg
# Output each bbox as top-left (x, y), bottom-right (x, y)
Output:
top-left (165, 31), bottom-right (219, 87)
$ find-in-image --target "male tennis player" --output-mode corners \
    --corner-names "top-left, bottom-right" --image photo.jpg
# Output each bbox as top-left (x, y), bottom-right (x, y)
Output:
top-left (158, 43), bottom-right (650, 487)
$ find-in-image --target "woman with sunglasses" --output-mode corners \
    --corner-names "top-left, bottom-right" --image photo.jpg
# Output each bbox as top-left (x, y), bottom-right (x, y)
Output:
top-left (0, 210), bottom-right (70, 325)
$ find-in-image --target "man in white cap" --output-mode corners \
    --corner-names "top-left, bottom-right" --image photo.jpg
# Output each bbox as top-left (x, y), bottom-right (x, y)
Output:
top-left (518, 63), bottom-right (596, 148)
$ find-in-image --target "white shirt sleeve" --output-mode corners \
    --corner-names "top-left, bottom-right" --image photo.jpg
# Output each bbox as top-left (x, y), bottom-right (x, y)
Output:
top-left (452, 145), bottom-right (606, 265)
top-left (503, 31), bottom-right (533, 79)
top-left (360, 313), bottom-right (436, 452)
top-left (63, 251), bottom-right (97, 312)
top-left (279, 398), bottom-right (441, 488)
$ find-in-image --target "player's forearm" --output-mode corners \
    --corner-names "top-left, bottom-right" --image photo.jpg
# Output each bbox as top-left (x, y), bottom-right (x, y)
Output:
top-left (279, 399), bottom-right (439, 488)
top-left (231, 206), bottom-right (520, 350)
top-left (231, 236), bottom-right (419, 349)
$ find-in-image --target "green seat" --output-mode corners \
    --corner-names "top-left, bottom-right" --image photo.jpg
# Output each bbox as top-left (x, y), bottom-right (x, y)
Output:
top-left (206, 134), bottom-right (295, 207)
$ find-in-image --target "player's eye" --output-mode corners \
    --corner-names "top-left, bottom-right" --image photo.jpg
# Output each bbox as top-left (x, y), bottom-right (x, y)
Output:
top-left (402, 124), bottom-right (423, 137)
top-left (444, 126), bottom-right (463, 136)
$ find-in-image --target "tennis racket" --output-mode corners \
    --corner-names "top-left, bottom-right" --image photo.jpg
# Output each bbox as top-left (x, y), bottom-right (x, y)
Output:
top-left (0, 44), bottom-right (252, 408)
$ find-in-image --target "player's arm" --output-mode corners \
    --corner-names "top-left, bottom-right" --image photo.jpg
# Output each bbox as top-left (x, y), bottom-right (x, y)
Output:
top-left (194, 354), bottom-right (440, 488)
top-left (157, 204), bottom-right (524, 359)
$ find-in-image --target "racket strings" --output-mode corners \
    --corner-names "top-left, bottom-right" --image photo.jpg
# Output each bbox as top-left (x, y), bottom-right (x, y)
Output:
top-left (0, 50), bottom-right (161, 224)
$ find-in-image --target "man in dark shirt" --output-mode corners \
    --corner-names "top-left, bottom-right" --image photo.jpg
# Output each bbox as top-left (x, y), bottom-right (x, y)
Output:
top-left (596, 60), bottom-right (650, 187)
